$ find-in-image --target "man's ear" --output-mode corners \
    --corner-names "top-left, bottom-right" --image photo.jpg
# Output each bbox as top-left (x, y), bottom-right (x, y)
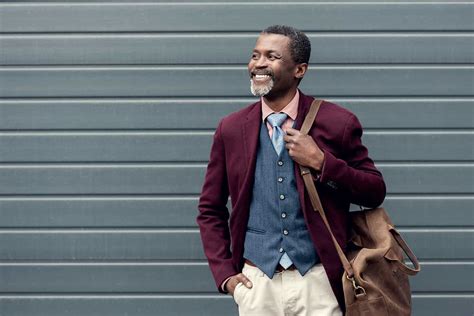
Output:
top-left (295, 63), bottom-right (308, 80)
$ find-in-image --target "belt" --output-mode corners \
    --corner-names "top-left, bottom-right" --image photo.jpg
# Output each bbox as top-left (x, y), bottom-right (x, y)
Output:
top-left (245, 259), bottom-right (297, 272)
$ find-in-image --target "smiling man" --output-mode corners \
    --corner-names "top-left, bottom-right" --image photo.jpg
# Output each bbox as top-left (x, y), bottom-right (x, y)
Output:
top-left (197, 25), bottom-right (386, 316)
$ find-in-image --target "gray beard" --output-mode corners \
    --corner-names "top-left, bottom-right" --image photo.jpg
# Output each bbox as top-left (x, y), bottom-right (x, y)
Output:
top-left (250, 78), bottom-right (274, 97)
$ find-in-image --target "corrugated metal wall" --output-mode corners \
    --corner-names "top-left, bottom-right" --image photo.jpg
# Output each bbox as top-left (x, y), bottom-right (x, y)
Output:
top-left (0, 1), bottom-right (473, 315)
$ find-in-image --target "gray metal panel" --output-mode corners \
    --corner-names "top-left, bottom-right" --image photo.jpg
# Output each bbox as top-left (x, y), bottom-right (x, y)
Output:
top-left (382, 164), bottom-right (474, 194)
top-left (2, 0), bottom-right (472, 2)
top-left (2, 67), bottom-right (473, 97)
top-left (0, 296), bottom-right (472, 316)
top-left (0, 165), bottom-right (472, 194)
top-left (0, 264), bottom-right (216, 292)
top-left (0, 132), bottom-right (215, 162)
top-left (0, 165), bottom-right (205, 195)
top-left (0, 197), bottom-right (200, 228)
top-left (0, 231), bottom-right (205, 260)
top-left (2, 34), bottom-right (473, 65)
top-left (1, 99), bottom-right (472, 130)
top-left (3, 0), bottom-right (472, 2)
top-left (384, 197), bottom-right (474, 227)
top-left (0, 263), bottom-right (471, 292)
top-left (1, 3), bottom-right (473, 32)
top-left (412, 296), bottom-right (474, 316)
top-left (0, 230), bottom-right (470, 260)
top-left (0, 196), bottom-right (472, 228)
top-left (343, 99), bottom-right (474, 130)
top-left (1, 132), bottom-right (471, 162)
top-left (0, 296), bottom-right (238, 316)
top-left (402, 230), bottom-right (474, 260)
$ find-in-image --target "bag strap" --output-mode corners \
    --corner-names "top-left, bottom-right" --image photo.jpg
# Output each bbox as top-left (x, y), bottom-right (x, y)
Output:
top-left (389, 226), bottom-right (421, 275)
top-left (299, 99), bottom-right (355, 277)
top-left (299, 99), bottom-right (420, 279)
top-left (299, 99), bottom-right (322, 135)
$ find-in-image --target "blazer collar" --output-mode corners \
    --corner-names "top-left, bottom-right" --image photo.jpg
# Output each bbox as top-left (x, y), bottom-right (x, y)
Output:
top-left (293, 89), bottom-right (316, 130)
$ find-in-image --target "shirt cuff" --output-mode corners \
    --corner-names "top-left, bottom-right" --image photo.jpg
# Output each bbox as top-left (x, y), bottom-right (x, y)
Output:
top-left (221, 276), bottom-right (232, 293)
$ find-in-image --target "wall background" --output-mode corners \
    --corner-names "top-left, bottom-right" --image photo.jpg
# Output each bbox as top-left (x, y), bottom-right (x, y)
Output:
top-left (0, 1), bottom-right (473, 315)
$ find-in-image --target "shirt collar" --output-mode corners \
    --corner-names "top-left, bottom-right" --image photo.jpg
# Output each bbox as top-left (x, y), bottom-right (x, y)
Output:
top-left (261, 89), bottom-right (299, 122)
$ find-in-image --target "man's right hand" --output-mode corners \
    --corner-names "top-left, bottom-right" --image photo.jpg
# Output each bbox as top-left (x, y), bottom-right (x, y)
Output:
top-left (225, 273), bottom-right (253, 295)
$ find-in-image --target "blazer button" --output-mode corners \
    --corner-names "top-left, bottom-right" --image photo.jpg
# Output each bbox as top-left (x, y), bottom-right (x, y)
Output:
top-left (283, 229), bottom-right (289, 235)
top-left (277, 161), bottom-right (284, 166)
top-left (279, 194), bottom-right (285, 200)
top-left (327, 181), bottom-right (338, 189)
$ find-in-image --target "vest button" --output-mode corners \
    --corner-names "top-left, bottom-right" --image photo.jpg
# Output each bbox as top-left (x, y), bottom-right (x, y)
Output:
top-left (281, 212), bottom-right (287, 218)
top-left (283, 229), bottom-right (289, 235)
top-left (279, 194), bottom-right (285, 200)
top-left (277, 161), bottom-right (284, 166)
top-left (279, 248), bottom-right (284, 253)
top-left (278, 177), bottom-right (284, 183)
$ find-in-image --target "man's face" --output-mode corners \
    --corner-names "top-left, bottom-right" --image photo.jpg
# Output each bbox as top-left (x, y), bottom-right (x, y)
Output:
top-left (248, 33), bottom-right (300, 97)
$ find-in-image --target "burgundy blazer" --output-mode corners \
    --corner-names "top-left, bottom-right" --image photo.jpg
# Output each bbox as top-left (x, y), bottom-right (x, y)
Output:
top-left (197, 90), bottom-right (386, 310)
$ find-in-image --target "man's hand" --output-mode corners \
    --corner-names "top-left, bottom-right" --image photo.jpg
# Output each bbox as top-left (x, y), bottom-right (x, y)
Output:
top-left (225, 273), bottom-right (253, 296)
top-left (284, 127), bottom-right (325, 171)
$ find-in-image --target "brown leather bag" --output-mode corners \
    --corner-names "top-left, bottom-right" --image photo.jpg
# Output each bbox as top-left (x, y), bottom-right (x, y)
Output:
top-left (299, 100), bottom-right (421, 315)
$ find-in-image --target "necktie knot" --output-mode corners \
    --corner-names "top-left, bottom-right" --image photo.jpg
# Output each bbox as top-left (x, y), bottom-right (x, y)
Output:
top-left (267, 113), bottom-right (288, 128)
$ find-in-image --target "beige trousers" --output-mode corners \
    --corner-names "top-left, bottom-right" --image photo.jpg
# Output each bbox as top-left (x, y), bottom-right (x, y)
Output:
top-left (232, 263), bottom-right (343, 316)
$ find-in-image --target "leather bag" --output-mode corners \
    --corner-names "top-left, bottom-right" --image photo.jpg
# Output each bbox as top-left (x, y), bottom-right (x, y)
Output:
top-left (299, 100), bottom-right (421, 315)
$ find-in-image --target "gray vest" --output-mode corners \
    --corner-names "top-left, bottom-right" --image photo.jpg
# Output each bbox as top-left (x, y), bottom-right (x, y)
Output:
top-left (243, 122), bottom-right (319, 279)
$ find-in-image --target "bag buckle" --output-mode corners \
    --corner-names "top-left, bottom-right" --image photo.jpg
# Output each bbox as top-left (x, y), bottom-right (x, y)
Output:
top-left (347, 275), bottom-right (366, 297)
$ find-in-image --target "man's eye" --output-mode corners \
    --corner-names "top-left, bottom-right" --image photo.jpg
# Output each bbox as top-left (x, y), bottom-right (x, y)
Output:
top-left (251, 54), bottom-right (258, 59)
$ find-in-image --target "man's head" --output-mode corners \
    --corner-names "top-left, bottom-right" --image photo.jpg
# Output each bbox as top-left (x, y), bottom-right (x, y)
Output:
top-left (248, 25), bottom-right (311, 98)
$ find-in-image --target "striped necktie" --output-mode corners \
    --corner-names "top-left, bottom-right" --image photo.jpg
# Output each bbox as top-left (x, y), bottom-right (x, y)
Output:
top-left (267, 113), bottom-right (293, 269)
top-left (267, 113), bottom-right (288, 155)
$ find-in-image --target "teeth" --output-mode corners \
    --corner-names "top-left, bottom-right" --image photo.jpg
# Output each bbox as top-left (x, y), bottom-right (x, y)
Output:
top-left (255, 74), bottom-right (270, 79)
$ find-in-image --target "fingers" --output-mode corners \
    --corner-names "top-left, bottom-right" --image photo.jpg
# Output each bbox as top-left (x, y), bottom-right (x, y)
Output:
top-left (234, 273), bottom-right (253, 288)
top-left (283, 134), bottom-right (300, 147)
top-left (285, 127), bottom-right (299, 136)
top-left (226, 273), bottom-right (252, 295)
top-left (283, 128), bottom-right (301, 143)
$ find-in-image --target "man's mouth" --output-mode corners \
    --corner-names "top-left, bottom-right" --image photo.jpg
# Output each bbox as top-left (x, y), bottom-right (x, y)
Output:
top-left (251, 73), bottom-right (273, 83)
top-left (250, 72), bottom-right (274, 96)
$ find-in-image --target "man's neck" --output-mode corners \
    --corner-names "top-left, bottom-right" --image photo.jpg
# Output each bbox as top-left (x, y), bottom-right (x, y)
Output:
top-left (263, 88), bottom-right (298, 112)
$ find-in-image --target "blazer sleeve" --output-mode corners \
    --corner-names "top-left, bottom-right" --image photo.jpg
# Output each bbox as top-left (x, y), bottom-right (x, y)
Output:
top-left (196, 119), bottom-right (238, 293)
top-left (319, 113), bottom-right (386, 208)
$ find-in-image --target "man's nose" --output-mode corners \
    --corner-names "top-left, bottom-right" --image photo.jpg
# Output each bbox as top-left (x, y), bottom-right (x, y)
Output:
top-left (254, 56), bottom-right (268, 68)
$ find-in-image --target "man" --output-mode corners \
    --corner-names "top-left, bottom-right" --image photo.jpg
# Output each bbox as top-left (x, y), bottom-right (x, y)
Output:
top-left (197, 25), bottom-right (386, 315)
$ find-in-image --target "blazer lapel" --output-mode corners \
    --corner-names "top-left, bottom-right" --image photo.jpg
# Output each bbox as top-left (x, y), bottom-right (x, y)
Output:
top-left (293, 90), bottom-right (313, 130)
top-left (293, 92), bottom-right (316, 220)
top-left (232, 102), bottom-right (261, 252)
top-left (241, 102), bottom-right (262, 185)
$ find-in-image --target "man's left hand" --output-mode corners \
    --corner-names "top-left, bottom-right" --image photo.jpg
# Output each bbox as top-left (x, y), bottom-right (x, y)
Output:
top-left (284, 127), bottom-right (325, 171)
